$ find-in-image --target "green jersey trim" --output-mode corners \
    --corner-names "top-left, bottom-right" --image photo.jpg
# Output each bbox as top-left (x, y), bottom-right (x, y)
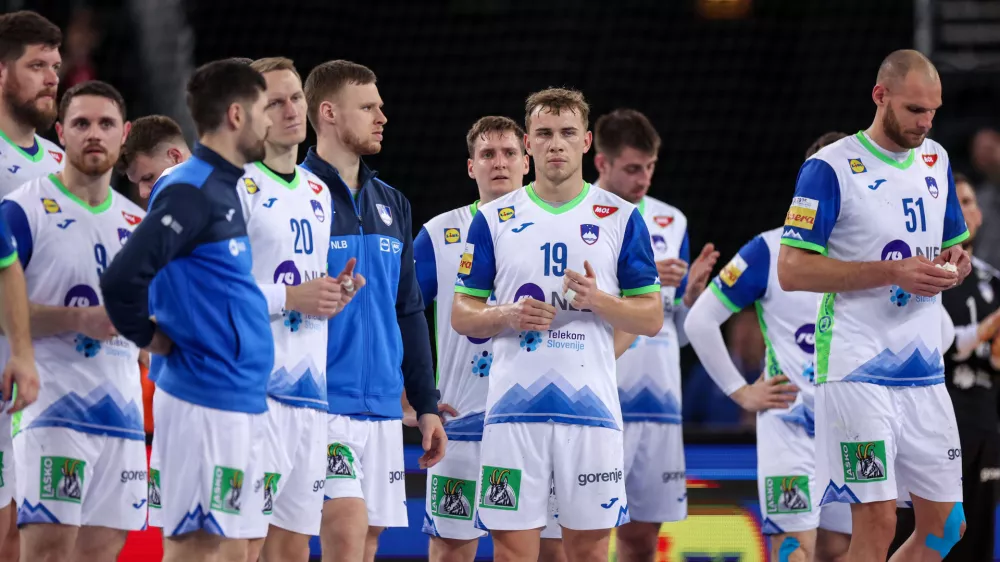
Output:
top-left (253, 162), bottom-right (300, 190)
top-left (469, 200), bottom-right (479, 217)
top-left (455, 286), bottom-right (491, 298)
top-left (942, 230), bottom-right (970, 249)
top-left (622, 284), bottom-right (661, 297)
top-left (49, 174), bottom-right (113, 214)
top-left (0, 131), bottom-right (44, 163)
top-left (855, 131), bottom-right (915, 170)
top-left (779, 237), bottom-right (828, 256)
top-left (755, 301), bottom-right (782, 379)
top-left (709, 282), bottom-right (742, 313)
top-left (0, 252), bottom-right (17, 269)
top-left (525, 182), bottom-right (590, 215)
top-left (815, 292), bottom-right (836, 383)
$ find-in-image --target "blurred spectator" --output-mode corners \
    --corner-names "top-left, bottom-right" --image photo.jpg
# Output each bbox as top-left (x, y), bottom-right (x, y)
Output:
top-left (683, 308), bottom-right (764, 429)
top-left (971, 128), bottom-right (1000, 267)
top-left (59, 8), bottom-right (99, 92)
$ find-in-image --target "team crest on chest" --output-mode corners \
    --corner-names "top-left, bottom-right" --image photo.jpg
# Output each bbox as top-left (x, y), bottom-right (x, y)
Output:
top-left (580, 224), bottom-right (600, 245)
top-left (651, 234), bottom-right (667, 253)
top-left (653, 215), bottom-right (674, 228)
top-left (925, 177), bottom-right (939, 198)
top-left (376, 203), bottom-right (393, 226)
top-left (311, 200), bottom-right (326, 222)
top-left (118, 228), bottom-right (131, 245)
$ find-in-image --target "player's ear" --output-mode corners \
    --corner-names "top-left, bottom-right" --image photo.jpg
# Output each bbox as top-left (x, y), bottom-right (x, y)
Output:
top-left (521, 153), bottom-right (529, 172)
top-left (121, 121), bottom-right (132, 145)
top-left (320, 100), bottom-right (336, 125)
top-left (872, 84), bottom-right (887, 108)
top-left (227, 102), bottom-right (243, 131)
top-left (55, 121), bottom-right (65, 146)
top-left (523, 133), bottom-right (532, 156)
top-left (594, 152), bottom-right (607, 174)
top-left (166, 147), bottom-right (183, 165)
top-left (582, 130), bottom-right (593, 154)
top-left (467, 159), bottom-right (475, 180)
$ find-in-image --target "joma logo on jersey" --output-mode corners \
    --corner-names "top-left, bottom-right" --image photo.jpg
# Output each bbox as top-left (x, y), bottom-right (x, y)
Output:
top-left (444, 228), bottom-right (461, 245)
top-left (244, 178), bottom-right (260, 194)
top-left (498, 207), bottom-right (515, 222)
top-left (41, 198), bottom-right (61, 214)
top-left (841, 441), bottom-right (887, 482)
top-left (592, 205), bottom-right (618, 219)
top-left (848, 158), bottom-right (867, 174)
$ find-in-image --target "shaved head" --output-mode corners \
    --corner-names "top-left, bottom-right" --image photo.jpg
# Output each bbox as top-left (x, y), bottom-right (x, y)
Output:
top-left (876, 49), bottom-right (939, 88)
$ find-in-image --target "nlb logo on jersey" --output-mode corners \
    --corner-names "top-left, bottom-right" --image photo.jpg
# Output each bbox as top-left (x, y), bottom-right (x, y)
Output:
top-left (653, 215), bottom-right (674, 228)
top-left (922, 154), bottom-right (938, 167)
top-left (310, 200), bottom-right (326, 222)
top-left (122, 211), bottom-right (141, 226)
top-left (794, 324), bottom-right (816, 354)
top-left (498, 206), bottom-right (515, 222)
top-left (376, 203), bottom-right (393, 226)
top-left (848, 158), bottom-right (867, 174)
top-left (41, 198), bottom-right (61, 214)
top-left (458, 244), bottom-right (474, 275)
top-left (244, 178), bottom-right (260, 194)
top-left (65, 285), bottom-right (99, 308)
top-left (925, 176), bottom-right (940, 198)
top-left (719, 255), bottom-right (748, 287)
top-left (593, 205), bottom-right (618, 219)
top-left (580, 224), bottom-right (600, 245)
top-left (444, 227), bottom-right (461, 245)
top-left (273, 260), bottom-right (302, 286)
top-left (784, 197), bottom-right (818, 230)
top-left (308, 180), bottom-right (323, 194)
top-left (881, 240), bottom-right (912, 261)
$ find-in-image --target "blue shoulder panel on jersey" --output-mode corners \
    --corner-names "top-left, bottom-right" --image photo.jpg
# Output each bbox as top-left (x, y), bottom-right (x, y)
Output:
top-left (618, 208), bottom-right (660, 295)
top-left (0, 213), bottom-right (18, 268)
top-left (0, 201), bottom-right (31, 269)
top-left (675, 229), bottom-right (691, 302)
top-left (148, 156), bottom-right (214, 207)
top-left (413, 226), bottom-right (437, 305)
top-left (779, 159), bottom-right (840, 255)
top-left (942, 165), bottom-right (970, 248)
top-left (709, 234), bottom-right (770, 312)
top-left (455, 211), bottom-right (494, 298)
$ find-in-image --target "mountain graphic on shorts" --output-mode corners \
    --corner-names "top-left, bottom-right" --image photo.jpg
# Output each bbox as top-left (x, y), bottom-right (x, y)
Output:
top-left (487, 370), bottom-right (618, 429)
top-left (618, 375), bottom-right (681, 423)
top-left (28, 383), bottom-right (143, 439)
top-left (842, 339), bottom-right (943, 385)
top-left (443, 411), bottom-right (486, 441)
top-left (267, 357), bottom-right (326, 407)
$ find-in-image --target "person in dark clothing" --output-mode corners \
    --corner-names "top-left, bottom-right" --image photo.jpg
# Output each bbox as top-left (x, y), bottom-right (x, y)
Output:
top-left (890, 171), bottom-right (1000, 561)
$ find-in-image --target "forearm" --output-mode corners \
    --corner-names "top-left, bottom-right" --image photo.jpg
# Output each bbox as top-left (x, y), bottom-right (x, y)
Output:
top-left (777, 245), bottom-right (892, 293)
top-left (398, 310), bottom-right (439, 417)
top-left (672, 302), bottom-right (690, 348)
top-left (0, 265), bottom-right (33, 356)
top-left (451, 293), bottom-right (506, 339)
top-left (684, 292), bottom-right (747, 396)
top-left (613, 329), bottom-right (636, 358)
top-left (590, 292), bottom-right (663, 337)
top-left (27, 303), bottom-right (81, 338)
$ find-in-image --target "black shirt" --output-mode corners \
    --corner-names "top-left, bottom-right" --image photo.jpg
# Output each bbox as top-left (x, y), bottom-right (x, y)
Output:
top-left (943, 255), bottom-right (1000, 432)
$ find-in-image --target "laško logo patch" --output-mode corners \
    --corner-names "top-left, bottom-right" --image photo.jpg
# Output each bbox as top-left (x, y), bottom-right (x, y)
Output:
top-left (593, 205), bottom-right (618, 219)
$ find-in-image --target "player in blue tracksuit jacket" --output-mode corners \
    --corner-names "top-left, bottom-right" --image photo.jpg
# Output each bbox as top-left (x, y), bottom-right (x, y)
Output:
top-left (101, 61), bottom-right (275, 552)
top-left (301, 59), bottom-right (445, 556)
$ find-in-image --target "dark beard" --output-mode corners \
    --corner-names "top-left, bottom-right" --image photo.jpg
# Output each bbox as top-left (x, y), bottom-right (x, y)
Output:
top-left (68, 150), bottom-right (114, 177)
top-left (882, 104), bottom-right (922, 150)
top-left (238, 136), bottom-right (266, 163)
top-left (3, 72), bottom-right (57, 131)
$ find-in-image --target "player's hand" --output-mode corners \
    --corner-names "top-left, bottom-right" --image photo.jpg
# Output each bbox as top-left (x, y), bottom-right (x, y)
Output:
top-left (935, 245), bottom-right (972, 285)
top-left (500, 297), bottom-right (556, 332)
top-left (682, 243), bottom-right (721, 307)
top-left (286, 276), bottom-right (342, 318)
top-left (1, 353), bottom-right (38, 414)
top-left (656, 258), bottom-right (688, 288)
top-left (730, 374), bottom-right (799, 412)
top-left (891, 256), bottom-right (958, 297)
top-left (75, 306), bottom-right (118, 340)
top-left (437, 402), bottom-right (459, 421)
top-left (991, 336), bottom-right (1000, 370)
top-left (563, 261), bottom-right (603, 310)
top-left (145, 328), bottom-right (173, 356)
top-left (334, 257), bottom-right (367, 314)
top-left (418, 413), bottom-right (447, 469)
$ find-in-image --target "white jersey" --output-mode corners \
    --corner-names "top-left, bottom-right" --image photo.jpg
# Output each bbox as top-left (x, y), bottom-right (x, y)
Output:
top-left (616, 196), bottom-right (688, 424)
top-left (456, 183), bottom-right (660, 430)
top-left (1, 174), bottom-right (144, 440)
top-left (710, 227), bottom-right (819, 430)
top-left (417, 202), bottom-right (492, 440)
top-left (0, 132), bottom-right (63, 197)
top-left (238, 162), bottom-right (332, 410)
top-left (780, 132), bottom-right (968, 386)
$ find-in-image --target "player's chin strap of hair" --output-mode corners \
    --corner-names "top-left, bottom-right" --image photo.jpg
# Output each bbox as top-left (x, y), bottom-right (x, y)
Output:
top-left (778, 536), bottom-right (801, 562)
top-left (925, 502), bottom-right (965, 558)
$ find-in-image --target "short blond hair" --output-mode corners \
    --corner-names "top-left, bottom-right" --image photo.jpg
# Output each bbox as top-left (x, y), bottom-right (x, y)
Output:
top-left (466, 116), bottom-right (525, 157)
top-left (250, 56), bottom-right (300, 80)
top-left (525, 88), bottom-right (590, 131)
top-left (304, 60), bottom-right (376, 128)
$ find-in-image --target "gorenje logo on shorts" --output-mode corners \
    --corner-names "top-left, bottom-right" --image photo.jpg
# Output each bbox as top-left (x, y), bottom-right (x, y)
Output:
top-left (577, 469), bottom-right (623, 487)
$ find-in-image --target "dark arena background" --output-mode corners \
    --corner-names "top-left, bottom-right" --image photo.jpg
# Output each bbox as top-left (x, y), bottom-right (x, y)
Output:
top-left (6, 0), bottom-right (1000, 559)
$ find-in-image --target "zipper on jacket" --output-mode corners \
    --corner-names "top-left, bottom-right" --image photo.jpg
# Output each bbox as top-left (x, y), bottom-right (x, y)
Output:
top-left (349, 182), bottom-right (371, 413)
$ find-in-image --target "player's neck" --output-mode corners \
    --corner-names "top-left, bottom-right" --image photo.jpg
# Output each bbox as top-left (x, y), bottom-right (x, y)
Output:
top-left (57, 168), bottom-right (111, 207)
top-left (0, 110), bottom-right (36, 147)
top-left (198, 134), bottom-right (247, 169)
top-left (865, 121), bottom-right (909, 154)
top-left (532, 172), bottom-right (584, 204)
top-left (263, 143), bottom-right (297, 175)
top-left (316, 136), bottom-right (361, 189)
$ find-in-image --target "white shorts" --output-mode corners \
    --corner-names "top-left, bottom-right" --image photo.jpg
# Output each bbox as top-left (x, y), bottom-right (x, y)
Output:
top-left (423, 440), bottom-right (561, 540)
top-left (477, 422), bottom-right (627, 532)
top-left (622, 422), bottom-right (686, 523)
top-left (324, 415), bottom-right (407, 528)
top-left (816, 382), bottom-right (962, 507)
top-left (0, 413), bottom-right (15, 508)
top-left (13, 426), bottom-right (146, 530)
top-left (756, 407), bottom-right (851, 536)
top-left (242, 399), bottom-right (326, 537)
top-left (151, 390), bottom-right (267, 539)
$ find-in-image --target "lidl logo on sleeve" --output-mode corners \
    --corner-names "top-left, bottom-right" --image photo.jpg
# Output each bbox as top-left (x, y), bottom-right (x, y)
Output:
top-left (848, 158), bottom-right (867, 174)
top-left (244, 178), bottom-right (260, 194)
top-left (592, 205), bottom-right (618, 219)
top-left (444, 228), bottom-right (461, 245)
top-left (719, 254), bottom-right (748, 287)
top-left (784, 197), bottom-right (818, 230)
top-left (922, 154), bottom-right (938, 167)
top-left (41, 198), bottom-right (61, 214)
top-left (458, 244), bottom-right (474, 275)
top-left (498, 207), bottom-right (515, 222)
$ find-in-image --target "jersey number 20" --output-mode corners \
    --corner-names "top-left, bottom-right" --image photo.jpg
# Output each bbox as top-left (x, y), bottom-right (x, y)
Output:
top-left (290, 219), bottom-right (313, 255)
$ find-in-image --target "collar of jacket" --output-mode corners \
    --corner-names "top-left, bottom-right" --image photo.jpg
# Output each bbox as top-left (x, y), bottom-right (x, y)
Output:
top-left (303, 146), bottom-right (379, 197)
top-left (192, 143), bottom-right (245, 183)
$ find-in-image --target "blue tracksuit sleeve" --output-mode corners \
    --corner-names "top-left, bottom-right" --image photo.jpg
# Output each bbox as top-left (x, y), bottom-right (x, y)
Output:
top-left (101, 184), bottom-right (211, 348)
top-left (396, 198), bottom-right (439, 417)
